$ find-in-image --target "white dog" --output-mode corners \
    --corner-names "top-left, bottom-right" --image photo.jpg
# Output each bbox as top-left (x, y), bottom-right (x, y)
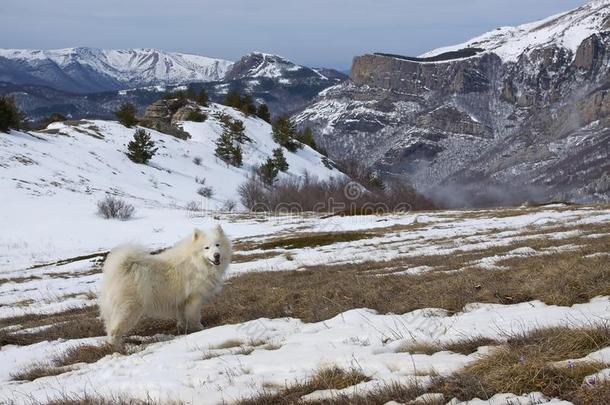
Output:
top-left (99, 225), bottom-right (231, 348)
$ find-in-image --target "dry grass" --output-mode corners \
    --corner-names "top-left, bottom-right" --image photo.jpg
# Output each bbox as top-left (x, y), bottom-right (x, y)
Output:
top-left (431, 324), bottom-right (610, 402)
top-left (5, 233), bottom-right (608, 347)
top-left (11, 343), bottom-right (119, 381)
top-left (256, 231), bottom-right (374, 250)
top-left (397, 336), bottom-right (498, 355)
top-left (237, 366), bottom-right (370, 405)
top-left (25, 394), bottom-right (184, 405)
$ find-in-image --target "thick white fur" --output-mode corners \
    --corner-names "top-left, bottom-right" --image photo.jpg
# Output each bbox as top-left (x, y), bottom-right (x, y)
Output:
top-left (99, 225), bottom-right (231, 348)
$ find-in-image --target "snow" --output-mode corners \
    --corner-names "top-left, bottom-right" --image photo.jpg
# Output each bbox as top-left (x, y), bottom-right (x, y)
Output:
top-left (0, 47), bottom-right (233, 85)
top-left (421, 0), bottom-right (610, 62)
top-left (1, 298), bottom-right (608, 404)
top-left (0, 103), bottom-right (340, 271)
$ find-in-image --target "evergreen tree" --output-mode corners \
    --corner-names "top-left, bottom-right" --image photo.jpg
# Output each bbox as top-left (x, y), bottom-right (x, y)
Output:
top-left (272, 116), bottom-right (300, 152)
top-left (0, 96), bottom-right (24, 133)
top-left (127, 129), bottom-right (157, 164)
top-left (229, 119), bottom-right (249, 143)
top-left (223, 90), bottom-right (242, 109)
top-left (296, 127), bottom-right (316, 149)
top-left (240, 94), bottom-right (257, 116)
top-left (196, 88), bottom-right (209, 106)
top-left (215, 130), bottom-right (243, 167)
top-left (186, 87), bottom-right (197, 101)
top-left (258, 158), bottom-right (279, 185)
top-left (256, 103), bottom-right (271, 123)
top-left (115, 103), bottom-right (138, 128)
top-left (272, 147), bottom-right (289, 172)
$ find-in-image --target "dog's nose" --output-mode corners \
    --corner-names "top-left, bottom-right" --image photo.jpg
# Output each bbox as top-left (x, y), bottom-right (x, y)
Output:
top-left (214, 252), bottom-right (220, 260)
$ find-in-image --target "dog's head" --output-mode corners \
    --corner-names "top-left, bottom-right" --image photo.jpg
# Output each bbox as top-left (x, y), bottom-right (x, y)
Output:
top-left (192, 224), bottom-right (230, 267)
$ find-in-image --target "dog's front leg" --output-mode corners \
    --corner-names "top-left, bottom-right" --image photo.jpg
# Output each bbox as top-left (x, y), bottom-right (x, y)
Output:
top-left (183, 295), bottom-right (204, 332)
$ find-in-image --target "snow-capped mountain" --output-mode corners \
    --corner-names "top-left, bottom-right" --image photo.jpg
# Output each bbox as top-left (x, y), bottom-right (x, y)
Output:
top-left (207, 52), bottom-right (347, 116)
top-left (0, 49), bottom-right (346, 120)
top-left (297, 0), bottom-right (610, 206)
top-left (421, 0), bottom-right (610, 62)
top-left (0, 47), bottom-right (232, 93)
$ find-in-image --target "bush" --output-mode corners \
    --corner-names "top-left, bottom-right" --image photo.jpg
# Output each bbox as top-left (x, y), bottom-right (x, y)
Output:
top-left (127, 128), bottom-right (157, 164)
top-left (272, 116), bottom-right (301, 152)
top-left (0, 96), bottom-right (24, 133)
top-left (238, 173), bottom-right (435, 213)
top-left (97, 196), bottom-right (135, 220)
top-left (193, 156), bottom-right (202, 166)
top-left (115, 103), bottom-right (138, 128)
top-left (222, 199), bottom-right (237, 212)
top-left (197, 186), bottom-right (214, 198)
top-left (238, 174), bottom-right (269, 210)
top-left (195, 176), bottom-right (206, 185)
top-left (186, 110), bottom-right (207, 122)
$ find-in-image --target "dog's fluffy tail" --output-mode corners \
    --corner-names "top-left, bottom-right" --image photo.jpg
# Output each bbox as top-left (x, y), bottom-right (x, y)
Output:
top-left (98, 245), bottom-right (147, 327)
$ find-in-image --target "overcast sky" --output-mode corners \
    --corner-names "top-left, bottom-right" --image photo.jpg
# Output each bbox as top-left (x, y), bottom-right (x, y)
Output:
top-left (0, 0), bottom-right (587, 69)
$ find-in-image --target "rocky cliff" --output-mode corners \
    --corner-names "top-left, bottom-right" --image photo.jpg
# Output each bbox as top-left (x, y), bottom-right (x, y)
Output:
top-left (296, 0), bottom-right (610, 206)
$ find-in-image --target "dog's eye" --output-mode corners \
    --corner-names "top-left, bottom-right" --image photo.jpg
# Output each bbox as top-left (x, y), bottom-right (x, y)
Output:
top-left (205, 247), bottom-right (210, 250)
top-left (215, 244), bottom-right (220, 247)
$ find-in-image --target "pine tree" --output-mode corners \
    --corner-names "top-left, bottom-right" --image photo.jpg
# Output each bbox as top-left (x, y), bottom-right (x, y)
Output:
top-left (240, 94), bottom-right (257, 116)
top-left (272, 147), bottom-right (289, 172)
top-left (224, 90), bottom-right (242, 109)
top-left (229, 119), bottom-right (249, 143)
top-left (272, 116), bottom-right (300, 152)
top-left (256, 103), bottom-right (271, 123)
top-left (115, 103), bottom-right (138, 128)
top-left (258, 158), bottom-right (279, 185)
top-left (196, 88), bottom-right (209, 106)
top-left (296, 127), bottom-right (316, 149)
top-left (0, 96), bottom-right (23, 133)
top-left (215, 130), bottom-right (243, 167)
top-left (127, 129), bottom-right (157, 164)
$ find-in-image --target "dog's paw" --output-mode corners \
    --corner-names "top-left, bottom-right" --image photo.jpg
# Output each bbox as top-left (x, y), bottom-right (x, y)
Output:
top-left (189, 322), bottom-right (204, 332)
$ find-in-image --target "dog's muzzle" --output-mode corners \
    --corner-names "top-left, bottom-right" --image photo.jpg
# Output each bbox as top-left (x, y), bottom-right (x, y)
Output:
top-left (209, 253), bottom-right (221, 266)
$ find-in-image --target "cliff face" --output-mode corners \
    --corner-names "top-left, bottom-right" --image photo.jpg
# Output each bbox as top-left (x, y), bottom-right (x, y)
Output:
top-left (296, 1), bottom-right (610, 206)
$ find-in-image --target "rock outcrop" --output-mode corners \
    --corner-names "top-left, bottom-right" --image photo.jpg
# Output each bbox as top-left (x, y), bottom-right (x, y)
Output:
top-left (139, 99), bottom-right (193, 140)
top-left (296, 1), bottom-right (610, 206)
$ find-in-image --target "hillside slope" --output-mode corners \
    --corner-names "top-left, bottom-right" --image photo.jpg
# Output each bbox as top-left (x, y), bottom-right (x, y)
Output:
top-left (0, 103), bottom-right (340, 268)
top-left (296, 0), bottom-right (610, 206)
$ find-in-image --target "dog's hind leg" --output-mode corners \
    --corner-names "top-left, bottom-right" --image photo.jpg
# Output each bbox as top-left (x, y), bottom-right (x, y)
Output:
top-left (107, 305), bottom-right (143, 351)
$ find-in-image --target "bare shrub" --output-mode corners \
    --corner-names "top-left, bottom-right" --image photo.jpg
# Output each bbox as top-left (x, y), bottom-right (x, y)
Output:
top-left (193, 156), bottom-right (202, 166)
top-left (222, 199), bottom-right (237, 212)
top-left (197, 186), bottom-right (214, 198)
top-left (237, 172), bottom-right (434, 213)
top-left (195, 176), bottom-right (206, 185)
top-left (97, 196), bottom-right (135, 220)
top-left (185, 201), bottom-right (202, 212)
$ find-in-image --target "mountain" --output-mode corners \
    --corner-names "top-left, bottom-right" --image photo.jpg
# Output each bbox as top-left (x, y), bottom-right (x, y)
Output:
top-left (0, 47), bottom-right (231, 93)
top-left (0, 49), bottom-right (346, 120)
top-left (202, 52), bottom-right (347, 116)
top-left (1, 103), bottom-right (341, 215)
top-left (296, 0), bottom-right (610, 206)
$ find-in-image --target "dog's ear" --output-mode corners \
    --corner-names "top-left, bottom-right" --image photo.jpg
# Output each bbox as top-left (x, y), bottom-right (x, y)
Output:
top-left (192, 229), bottom-right (203, 241)
top-left (214, 224), bottom-right (224, 234)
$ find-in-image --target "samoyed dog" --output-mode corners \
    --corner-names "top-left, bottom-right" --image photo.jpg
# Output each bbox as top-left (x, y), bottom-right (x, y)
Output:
top-left (99, 225), bottom-right (231, 348)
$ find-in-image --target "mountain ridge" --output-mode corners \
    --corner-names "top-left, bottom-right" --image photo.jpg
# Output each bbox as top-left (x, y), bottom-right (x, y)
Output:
top-left (296, 0), bottom-right (610, 206)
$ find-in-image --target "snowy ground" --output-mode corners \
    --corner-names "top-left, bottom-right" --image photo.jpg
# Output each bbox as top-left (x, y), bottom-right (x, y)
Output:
top-left (0, 204), bottom-right (609, 404)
